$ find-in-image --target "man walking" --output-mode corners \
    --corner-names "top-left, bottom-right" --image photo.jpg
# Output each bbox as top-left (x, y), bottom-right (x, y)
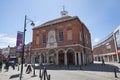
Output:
top-left (102, 57), bottom-right (105, 65)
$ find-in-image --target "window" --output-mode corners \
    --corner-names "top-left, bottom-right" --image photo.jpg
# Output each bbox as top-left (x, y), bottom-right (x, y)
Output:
top-left (86, 34), bottom-right (88, 44)
top-left (36, 36), bottom-right (39, 45)
top-left (106, 43), bottom-right (111, 53)
top-left (115, 30), bottom-right (120, 49)
top-left (59, 31), bottom-right (64, 41)
top-left (80, 31), bottom-right (82, 41)
top-left (67, 30), bottom-right (72, 40)
top-left (42, 35), bottom-right (46, 43)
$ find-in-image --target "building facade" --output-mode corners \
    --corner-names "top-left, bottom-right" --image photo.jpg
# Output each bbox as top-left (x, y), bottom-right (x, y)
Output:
top-left (31, 11), bottom-right (92, 65)
top-left (0, 49), bottom-right (2, 61)
top-left (24, 42), bottom-right (32, 64)
top-left (1, 46), bottom-right (17, 63)
top-left (1, 46), bottom-right (10, 62)
top-left (93, 25), bottom-right (120, 63)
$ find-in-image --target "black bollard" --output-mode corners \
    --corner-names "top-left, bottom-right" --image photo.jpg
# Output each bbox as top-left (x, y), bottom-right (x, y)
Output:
top-left (31, 64), bottom-right (37, 77)
top-left (18, 64), bottom-right (19, 71)
top-left (33, 64), bottom-right (35, 76)
top-left (47, 74), bottom-right (50, 80)
top-left (114, 68), bottom-right (118, 78)
top-left (39, 68), bottom-right (42, 79)
top-left (43, 67), bottom-right (46, 80)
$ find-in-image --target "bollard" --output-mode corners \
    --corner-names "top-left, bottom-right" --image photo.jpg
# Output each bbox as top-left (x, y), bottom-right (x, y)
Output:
top-left (39, 68), bottom-right (42, 79)
top-left (114, 68), bottom-right (118, 78)
top-left (18, 64), bottom-right (19, 71)
top-left (33, 64), bottom-right (35, 76)
top-left (43, 67), bottom-right (46, 80)
top-left (47, 74), bottom-right (50, 80)
top-left (40, 67), bottom-right (51, 80)
top-left (31, 64), bottom-right (36, 77)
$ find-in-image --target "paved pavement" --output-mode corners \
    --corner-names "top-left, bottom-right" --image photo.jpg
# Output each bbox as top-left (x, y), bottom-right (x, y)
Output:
top-left (0, 61), bottom-right (120, 80)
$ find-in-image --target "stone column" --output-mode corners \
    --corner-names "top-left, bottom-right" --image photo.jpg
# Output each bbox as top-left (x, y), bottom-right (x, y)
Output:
top-left (31, 54), bottom-right (35, 65)
top-left (32, 54), bottom-right (35, 65)
top-left (78, 52), bottom-right (81, 65)
top-left (82, 53), bottom-right (85, 65)
top-left (74, 52), bottom-right (77, 65)
top-left (56, 52), bottom-right (58, 65)
top-left (39, 53), bottom-right (42, 65)
top-left (46, 53), bottom-right (49, 64)
top-left (44, 53), bottom-right (46, 63)
top-left (64, 53), bottom-right (67, 65)
top-left (112, 55), bottom-right (114, 62)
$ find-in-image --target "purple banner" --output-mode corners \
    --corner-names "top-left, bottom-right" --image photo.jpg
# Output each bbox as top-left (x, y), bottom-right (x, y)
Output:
top-left (16, 31), bottom-right (24, 52)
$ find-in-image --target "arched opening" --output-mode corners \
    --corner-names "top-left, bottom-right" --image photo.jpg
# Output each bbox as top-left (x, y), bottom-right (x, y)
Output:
top-left (58, 50), bottom-right (65, 65)
top-left (48, 49), bottom-right (56, 64)
top-left (67, 49), bottom-right (75, 65)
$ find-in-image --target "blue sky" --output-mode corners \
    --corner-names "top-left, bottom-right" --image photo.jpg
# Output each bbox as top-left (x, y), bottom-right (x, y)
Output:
top-left (0, 0), bottom-right (120, 48)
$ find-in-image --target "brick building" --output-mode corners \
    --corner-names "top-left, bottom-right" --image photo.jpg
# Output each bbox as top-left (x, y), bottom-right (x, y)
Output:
top-left (31, 10), bottom-right (92, 65)
top-left (93, 25), bottom-right (120, 63)
top-left (0, 49), bottom-right (2, 61)
top-left (24, 42), bottom-right (32, 64)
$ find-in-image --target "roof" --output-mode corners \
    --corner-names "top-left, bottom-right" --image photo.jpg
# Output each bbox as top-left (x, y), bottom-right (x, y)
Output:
top-left (93, 25), bottom-right (120, 48)
top-left (93, 32), bottom-right (113, 48)
top-left (33, 16), bottom-right (78, 29)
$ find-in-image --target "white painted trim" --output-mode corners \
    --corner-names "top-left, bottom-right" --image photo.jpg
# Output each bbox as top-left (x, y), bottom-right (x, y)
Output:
top-left (32, 43), bottom-right (91, 51)
top-left (66, 48), bottom-right (75, 53)
top-left (57, 48), bottom-right (65, 54)
top-left (94, 52), bottom-right (116, 57)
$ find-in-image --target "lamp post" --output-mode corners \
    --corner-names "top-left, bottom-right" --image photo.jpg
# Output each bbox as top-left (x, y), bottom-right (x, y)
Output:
top-left (20, 15), bottom-right (35, 80)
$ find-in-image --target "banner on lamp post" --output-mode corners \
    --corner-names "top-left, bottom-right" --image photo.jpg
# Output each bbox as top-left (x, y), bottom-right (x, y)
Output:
top-left (16, 31), bottom-right (24, 53)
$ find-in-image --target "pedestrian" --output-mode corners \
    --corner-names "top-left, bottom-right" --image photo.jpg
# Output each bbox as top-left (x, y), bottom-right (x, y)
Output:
top-left (25, 65), bottom-right (32, 74)
top-left (102, 57), bottom-right (105, 65)
top-left (11, 61), bottom-right (15, 70)
top-left (12, 65), bottom-right (15, 70)
top-left (4, 61), bottom-right (9, 72)
top-left (0, 60), bottom-right (3, 72)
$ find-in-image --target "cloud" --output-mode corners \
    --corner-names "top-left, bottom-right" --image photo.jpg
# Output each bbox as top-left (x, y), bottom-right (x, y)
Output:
top-left (0, 34), bottom-right (16, 48)
top-left (94, 38), bottom-right (100, 43)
